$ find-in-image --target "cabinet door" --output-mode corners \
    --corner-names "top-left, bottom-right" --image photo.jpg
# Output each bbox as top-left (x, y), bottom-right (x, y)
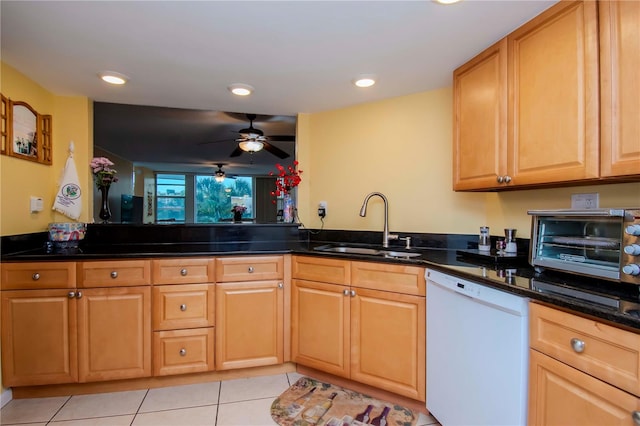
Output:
top-left (1, 290), bottom-right (78, 386)
top-left (508, 0), bottom-right (599, 185)
top-left (151, 258), bottom-right (215, 285)
top-left (291, 279), bottom-right (350, 378)
top-left (215, 280), bottom-right (284, 370)
top-left (153, 283), bottom-right (214, 330)
top-left (78, 260), bottom-right (151, 288)
top-left (77, 286), bottom-right (151, 382)
top-left (453, 39), bottom-right (508, 190)
top-left (215, 256), bottom-right (283, 282)
top-left (350, 287), bottom-right (425, 401)
top-left (600, 0), bottom-right (640, 177)
top-left (1, 261), bottom-right (76, 290)
top-left (529, 350), bottom-right (640, 426)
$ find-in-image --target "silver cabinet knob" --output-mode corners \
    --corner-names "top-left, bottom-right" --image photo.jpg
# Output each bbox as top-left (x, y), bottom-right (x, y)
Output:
top-left (343, 289), bottom-right (349, 296)
top-left (180, 268), bottom-right (187, 276)
top-left (278, 282), bottom-right (284, 289)
top-left (32, 273), bottom-right (40, 281)
top-left (180, 304), bottom-right (187, 311)
top-left (248, 266), bottom-right (254, 273)
top-left (504, 175), bottom-right (512, 183)
top-left (76, 291), bottom-right (82, 299)
top-left (179, 348), bottom-right (187, 356)
top-left (497, 176), bottom-right (504, 183)
top-left (632, 411), bottom-right (640, 425)
top-left (570, 338), bottom-right (585, 353)
top-left (68, 291), bottom-right (76, 298)
top-left (350, 290), bottom-right (356, 297)
top-left (110, 271), bottom-right (118, 279)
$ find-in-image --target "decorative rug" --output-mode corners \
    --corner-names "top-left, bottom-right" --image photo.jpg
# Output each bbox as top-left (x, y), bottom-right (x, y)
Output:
top-left (271, 377), bottom-right (417, 426)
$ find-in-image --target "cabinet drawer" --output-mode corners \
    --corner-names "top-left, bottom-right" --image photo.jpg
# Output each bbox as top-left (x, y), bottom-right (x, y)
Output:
top-left (292, 256), bottom-right (350, 285)
top-left (153, 284), bottom-right (214, 330)
top-left (215, 256), bottom-right (283, 282)
top-left (153, 328), bottom-right (214, 376)
top-left (352, 261), bottom-right (425, 296)
top-left (530, 302), bottom-right (640, 397)
top-left (152, 258), bottom-right (214, 284)
top-left (78, 260), bottom-right (151, 287)
top-left (1, 262), bottom-right (76, 290)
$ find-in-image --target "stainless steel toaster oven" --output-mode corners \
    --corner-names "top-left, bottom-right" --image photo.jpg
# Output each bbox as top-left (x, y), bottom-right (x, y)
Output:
top-left (528, 209), bottom-right (640, 284)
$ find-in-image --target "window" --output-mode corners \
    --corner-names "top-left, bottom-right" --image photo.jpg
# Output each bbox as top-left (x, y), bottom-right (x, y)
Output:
top-left (195, 176), bottom-right (253, 223)
top-left (156, 174), bottom-right (186, 222)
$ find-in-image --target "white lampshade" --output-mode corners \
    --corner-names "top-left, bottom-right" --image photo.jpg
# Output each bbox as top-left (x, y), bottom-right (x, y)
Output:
top-left (238, 140), bottom-right (264, 153)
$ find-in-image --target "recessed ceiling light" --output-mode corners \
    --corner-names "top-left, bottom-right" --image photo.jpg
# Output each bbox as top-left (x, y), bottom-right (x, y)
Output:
top-left (98, 71), bottom-right (129, 85)
top-left (353, 75), bottom-right (376, 88)
top-left (228, 83), bottom-right (254, 96)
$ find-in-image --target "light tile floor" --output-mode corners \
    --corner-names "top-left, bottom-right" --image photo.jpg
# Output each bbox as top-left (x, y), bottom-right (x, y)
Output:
top-left (0, 372), bottom-right (439, 426)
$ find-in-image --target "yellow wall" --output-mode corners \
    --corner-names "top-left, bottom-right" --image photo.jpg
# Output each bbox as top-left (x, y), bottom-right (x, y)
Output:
top-left (296, 87), bottom-right (640, 238)
top-left (0, 62), bottom-right (93, 237)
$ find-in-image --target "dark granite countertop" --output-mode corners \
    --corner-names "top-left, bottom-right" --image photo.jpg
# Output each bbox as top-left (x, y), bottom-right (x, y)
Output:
top-left (2, 227), bottom-right (639, 331)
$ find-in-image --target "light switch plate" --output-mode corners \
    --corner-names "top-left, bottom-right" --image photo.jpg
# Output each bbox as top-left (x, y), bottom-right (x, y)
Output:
top-left (30, 196), bottom-right (44, 213)
top-left (571, 193), bottom-right (599, 209)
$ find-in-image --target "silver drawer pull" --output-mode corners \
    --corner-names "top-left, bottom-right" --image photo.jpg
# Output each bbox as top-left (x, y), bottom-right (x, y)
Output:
top-left (350, 290), bottom-right (356, 297)
top-left (278, 282), bottom-right (284, 289)
top-left (248, 266), bottom-right (254, 273)
top-left (32, 273), bottom-right (40, 281)
top-left (180, 268), bottom-right (187, 276)
top-left (179, 348), bottom-right (187, 356)
top-left (570, 338), bottom-right (585, 353)
top-left (343, 289), bottom-right (349, 296)
top-left (68, 291), bottom-right (76, 298)
top-left (180, 304), bottom-right (187, 311)
top-left (632, 411), bottom-right (640, 425)
top-left (76, 291), bottom-right (82, 299)
top-left (110, 271), bottom-right (118, 279)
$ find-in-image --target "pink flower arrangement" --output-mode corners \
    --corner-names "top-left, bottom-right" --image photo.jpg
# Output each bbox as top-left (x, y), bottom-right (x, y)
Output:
top-left (231, 205), bottom-right (247, 214)
top-left (90, 157), bottom-right (119, 188)
top-left (270, 161), bottom-right (302, 198)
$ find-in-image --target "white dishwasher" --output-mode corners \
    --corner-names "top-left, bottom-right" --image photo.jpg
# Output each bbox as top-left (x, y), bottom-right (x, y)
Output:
top-left (426, 269), bottom-right (529, 426)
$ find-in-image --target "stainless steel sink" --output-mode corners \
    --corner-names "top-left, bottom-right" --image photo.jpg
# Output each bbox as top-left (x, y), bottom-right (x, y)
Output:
top-left (313, 245), bottom-right (422, 259)
top-left (381, 250), bottom-right (422, 258)
top-left (314, 246), bottom-right (382, 255)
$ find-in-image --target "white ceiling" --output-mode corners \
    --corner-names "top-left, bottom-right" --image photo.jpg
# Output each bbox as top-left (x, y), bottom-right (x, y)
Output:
top-left (1, 0), bottom-right (556, 115)
top-left (1, 0), bottom-right (556, 175)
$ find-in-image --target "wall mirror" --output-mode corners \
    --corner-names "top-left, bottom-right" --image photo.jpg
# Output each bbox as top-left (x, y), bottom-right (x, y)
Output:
top-left (93, 102), bottom-right (297, 224)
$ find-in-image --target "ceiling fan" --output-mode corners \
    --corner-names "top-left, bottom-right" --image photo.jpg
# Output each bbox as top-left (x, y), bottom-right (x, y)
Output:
top-left (201, 114), bottom-right (294, 159)
top-left (213, 163), bottom-right (236, 182)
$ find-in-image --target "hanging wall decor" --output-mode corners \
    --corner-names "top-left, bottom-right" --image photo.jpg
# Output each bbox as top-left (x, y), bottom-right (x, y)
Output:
top-left (1, 93), bottom-right (52, 165)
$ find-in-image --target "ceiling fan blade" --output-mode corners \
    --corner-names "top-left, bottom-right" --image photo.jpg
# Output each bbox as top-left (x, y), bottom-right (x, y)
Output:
top-left (262, 142), bottom-right (290, 159)
top-left (267, 135), bottom-right (295, 142)
top-left (230, 146), bottom-right (244, 157)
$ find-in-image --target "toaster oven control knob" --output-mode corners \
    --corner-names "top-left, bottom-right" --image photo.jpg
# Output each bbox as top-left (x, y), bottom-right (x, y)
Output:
top-left (625, 224), bottom-right (640, 236)
top-left (624, 244), bottom-right (640, 256)
top-left (623, 264), bottom-right (640, 276)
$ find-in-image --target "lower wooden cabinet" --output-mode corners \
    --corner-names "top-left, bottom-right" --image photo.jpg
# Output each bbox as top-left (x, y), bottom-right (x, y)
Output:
top-left (77, 286), bottom-right (151, 382)
top-left (529, 349), bottom-right (640, 425)
top-left (215, 280), bottom-right (284, 370)
top-left (291, 270), bottom-right (426, 402)
top-left (1, 289), bottom-right (78, 386)
top-left (528, 302), bottom-right (640, 425)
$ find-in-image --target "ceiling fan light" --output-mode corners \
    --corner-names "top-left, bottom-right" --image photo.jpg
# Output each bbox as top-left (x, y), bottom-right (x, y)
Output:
top-left (214, 175), bottom-right (225, 183)
top-left (228, 83), bottom-right (254, 96)
top-left (99, 71), bottom-right (129, 85)
top-left (353, 75), bottom-right (376, 88)
top-left (238, 140), bottom-right (264, 153)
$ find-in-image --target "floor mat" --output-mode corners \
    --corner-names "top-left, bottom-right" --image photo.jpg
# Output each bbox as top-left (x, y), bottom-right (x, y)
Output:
top-left (271, 376), bottom-right (417, 426)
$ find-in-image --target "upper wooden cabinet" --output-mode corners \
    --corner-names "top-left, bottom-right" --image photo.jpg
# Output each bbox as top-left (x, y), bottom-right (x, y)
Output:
top-left (599, 0), bottom-right (640, 177)
top-left (454, 0), bottom-right (638, 191)
top-left (453, 39), bottom-right (508, 190)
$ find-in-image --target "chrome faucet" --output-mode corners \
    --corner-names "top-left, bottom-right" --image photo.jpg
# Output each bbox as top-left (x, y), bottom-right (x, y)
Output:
top-left (359, 192), bottom-right (398, 248)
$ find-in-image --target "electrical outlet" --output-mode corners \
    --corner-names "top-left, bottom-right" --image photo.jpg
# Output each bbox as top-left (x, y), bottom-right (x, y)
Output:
top-left (318, 201), bottom-right (327, 218)
top-left (571, 193), bottom-right (599, 209)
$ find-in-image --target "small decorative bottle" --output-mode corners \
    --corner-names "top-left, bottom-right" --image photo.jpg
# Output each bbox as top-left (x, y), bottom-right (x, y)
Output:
top-left (285, 386), bottom-right (316, 417)
top-left (354, 404), bottom-right (374, 423)
top-left (370, 406), bottom-right (391, 426)
top-left (302, 392), bottom-right (337, 424)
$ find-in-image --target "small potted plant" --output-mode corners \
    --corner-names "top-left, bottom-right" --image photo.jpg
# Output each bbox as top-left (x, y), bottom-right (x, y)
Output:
top-left (231, 205), bottom-right (247, 223)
